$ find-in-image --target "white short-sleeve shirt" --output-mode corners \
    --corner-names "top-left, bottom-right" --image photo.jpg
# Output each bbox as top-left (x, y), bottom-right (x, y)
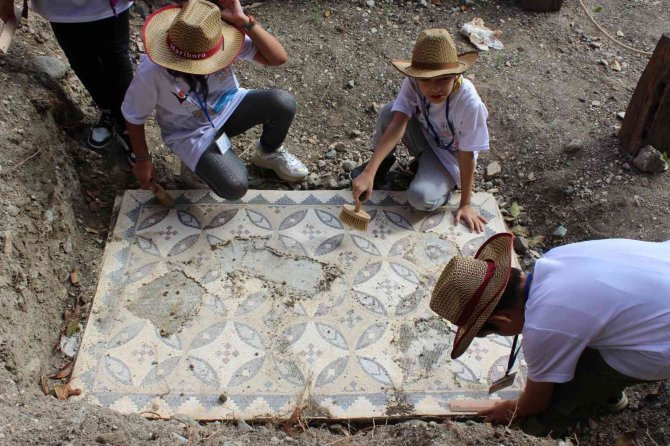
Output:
top-left (523, 239), bottom-right (670, 383)
top-left (32, 0), bottom-right (133, 23)
top-left (121, 37), bottom-right (258, 171)
top-left (391, 77), bottom-right (489, 187)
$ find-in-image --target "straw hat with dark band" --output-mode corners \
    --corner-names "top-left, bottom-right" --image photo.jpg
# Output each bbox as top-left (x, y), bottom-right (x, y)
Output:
top-left (142, 0), bottom-right (245, 75)
top-left (392, 29), bottom-right (478, 79)
top-left (430, 233), bottom-right (514, 359)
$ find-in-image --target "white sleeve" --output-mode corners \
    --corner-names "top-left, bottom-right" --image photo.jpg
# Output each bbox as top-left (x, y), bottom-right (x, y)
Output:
top-left (455, 97), bottom-right (489, 152)
top-left (121, 66), bottom-right (158, 125)
top-left (522, 326), bottom-right (590, 383)
top-left (237, 35), bottom-right (259, 62)
top-left (391, 78), bottom-right (417, 118)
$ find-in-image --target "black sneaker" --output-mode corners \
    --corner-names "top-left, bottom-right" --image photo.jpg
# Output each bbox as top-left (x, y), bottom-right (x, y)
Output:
top-left (87, 110), bottom-right (114, 149)
top-left (349, 154), bottom-right (396, 187)
top-left (115, 131), bottom-right (136, 166)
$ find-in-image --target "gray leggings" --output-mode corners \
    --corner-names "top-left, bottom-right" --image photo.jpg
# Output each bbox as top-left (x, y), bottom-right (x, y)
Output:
top-left (194, 88), bottom-right (297, 200)
top-left (374, 102), bottom-right (456, 211)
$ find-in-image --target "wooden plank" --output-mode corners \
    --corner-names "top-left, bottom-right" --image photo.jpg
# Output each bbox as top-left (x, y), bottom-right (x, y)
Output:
top-left (619, 33), bottom-right (670, 156)
top-left (449, 399), bottom-right (498, 413)
top-left (0, 6), bottom-right (21, 55)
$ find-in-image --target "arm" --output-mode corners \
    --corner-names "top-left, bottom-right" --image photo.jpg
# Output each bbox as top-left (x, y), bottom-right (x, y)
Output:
top-left (218, 0), bottom-right (287, 66)
top-left (126, 122), bottom-right (154, 189)
top-left (352, 112), bottom-right (409, 203)
top-left (478, 379), bottom-right (554, 424)
top-left (454, 150), bottom-right (487, 233)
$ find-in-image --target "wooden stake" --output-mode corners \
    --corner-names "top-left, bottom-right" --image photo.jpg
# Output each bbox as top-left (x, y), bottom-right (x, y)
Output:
top-left (619, 33), bottom-right (670, 157)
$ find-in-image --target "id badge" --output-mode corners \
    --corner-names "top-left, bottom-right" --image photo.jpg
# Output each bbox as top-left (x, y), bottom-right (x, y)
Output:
top-left (216, 133), bottom-right (231, 155)
top-left (488, 372), bottom-right (516, 394)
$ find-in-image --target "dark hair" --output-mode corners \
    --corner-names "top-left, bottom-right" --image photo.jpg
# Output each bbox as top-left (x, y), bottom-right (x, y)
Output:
top-left (167, 69), bottom-right (209, 103)
top-left (475, 267), bottom-right (524, 337)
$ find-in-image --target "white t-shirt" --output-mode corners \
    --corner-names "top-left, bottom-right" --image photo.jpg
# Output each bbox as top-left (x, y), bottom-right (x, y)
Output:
top-left (122, 37), bottom-right (258, 171)
top-left (391, 77), bottom-right (489, 188)
top-left (523, 239), bottom-right (670, 383)
top-left (32, 0), bottom-right (133, 23)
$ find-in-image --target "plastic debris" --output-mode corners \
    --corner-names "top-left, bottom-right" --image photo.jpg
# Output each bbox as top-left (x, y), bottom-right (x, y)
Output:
top-left (460, 18), bottom-right (504, 51)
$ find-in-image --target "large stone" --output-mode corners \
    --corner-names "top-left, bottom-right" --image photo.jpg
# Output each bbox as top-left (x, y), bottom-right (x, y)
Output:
top-left (32, 56), bottom-right (69, 80)
top-left (485, 161), bottom-right (502, 179)
top-left (564, 139), bottom-right (585, 154)
top-left (632, 145), bottom-right (668, 173)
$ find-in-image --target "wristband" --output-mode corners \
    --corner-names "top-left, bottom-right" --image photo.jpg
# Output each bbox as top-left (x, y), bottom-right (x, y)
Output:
top-left (242, 15), bottom-right (256, 32)
top-left (135, 154), bottom-right (152, 162)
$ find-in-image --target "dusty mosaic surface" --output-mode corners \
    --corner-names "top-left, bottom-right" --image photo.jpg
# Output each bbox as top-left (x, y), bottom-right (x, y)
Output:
top-left (70, 190), bottom-right (524, 420)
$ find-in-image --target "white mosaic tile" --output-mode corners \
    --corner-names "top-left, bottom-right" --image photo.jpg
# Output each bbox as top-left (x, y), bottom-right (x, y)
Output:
top-left (70, 190), bottom-right (524, 420)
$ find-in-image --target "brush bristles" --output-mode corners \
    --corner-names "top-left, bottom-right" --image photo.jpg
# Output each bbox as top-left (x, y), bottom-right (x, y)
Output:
top-left (339, 204), bottom-right (371, 231)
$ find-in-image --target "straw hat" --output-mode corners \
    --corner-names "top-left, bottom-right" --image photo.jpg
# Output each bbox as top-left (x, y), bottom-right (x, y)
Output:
top-left (392, 29), bottom-right (478, 79)
top-left (142, 0), bottom-right (245, 75)
top-left (430, 233), bottom-right (514, 359)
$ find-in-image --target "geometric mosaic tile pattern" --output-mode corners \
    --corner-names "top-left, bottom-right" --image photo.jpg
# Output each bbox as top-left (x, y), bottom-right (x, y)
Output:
top-left (70, 190), bottom-right (524, 420)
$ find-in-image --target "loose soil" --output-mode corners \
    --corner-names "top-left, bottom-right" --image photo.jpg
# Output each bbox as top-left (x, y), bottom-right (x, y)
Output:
top-left (1, 0), bottom-right (669, 445)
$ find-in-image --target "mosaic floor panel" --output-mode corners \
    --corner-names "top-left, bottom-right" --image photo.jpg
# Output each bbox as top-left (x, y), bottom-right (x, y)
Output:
top-left (70, 190), bottom-right (524, 420)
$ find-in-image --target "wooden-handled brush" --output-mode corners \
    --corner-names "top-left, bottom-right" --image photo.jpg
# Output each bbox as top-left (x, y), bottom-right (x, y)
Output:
top-left (340, 201), bottom-right (371, 231)
top-left (150, 180), bottom-right (175, 208)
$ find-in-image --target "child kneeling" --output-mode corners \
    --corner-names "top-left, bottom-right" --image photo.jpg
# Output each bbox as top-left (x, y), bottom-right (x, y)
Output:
top-left (122, 0), bottom-right (308, 200)
top-left (351, 29), bottom-right (489, 233)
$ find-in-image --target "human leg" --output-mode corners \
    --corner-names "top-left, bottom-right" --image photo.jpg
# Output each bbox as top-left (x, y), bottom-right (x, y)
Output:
top-left (349, 102), bottom-right (397, 185)
top-left (194, 143), bottom-right (249, 201)
top-left (221, 88), bottom-right (307, 181)
top-left (406, 147), bottom-right (456, 211)
top-left (517, 348), bottom-right (649, 438)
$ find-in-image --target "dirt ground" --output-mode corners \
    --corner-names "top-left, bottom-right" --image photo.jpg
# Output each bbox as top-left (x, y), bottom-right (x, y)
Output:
top-left (1, 0), bottom-right (669, 444)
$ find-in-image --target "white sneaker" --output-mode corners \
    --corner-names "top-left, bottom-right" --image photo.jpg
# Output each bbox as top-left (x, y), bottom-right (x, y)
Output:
top-left (180, 161), bottom-right (209, 190)
top-left (252, 143), bottom-right (309, 182)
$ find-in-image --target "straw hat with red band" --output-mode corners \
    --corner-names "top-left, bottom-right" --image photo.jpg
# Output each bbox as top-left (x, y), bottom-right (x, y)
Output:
top-left (392, 29), bottom-right (478, 79)
top-left (142, 0), bottom-right (245, 75)
top-left (430, 233), bottom-right (515, 359)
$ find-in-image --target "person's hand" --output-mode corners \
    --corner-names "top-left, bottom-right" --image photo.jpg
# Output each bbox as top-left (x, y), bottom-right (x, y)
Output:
top-left (478, 399), bottom-right (518, 425)
top-left (455, 204), bottom-right (487, 233)
top-left (352, 170), bottom-right (374, 205)
top-left (217, 0), bottom-right (248, 28)
top-left (133, 159), bottom-right (154, 190)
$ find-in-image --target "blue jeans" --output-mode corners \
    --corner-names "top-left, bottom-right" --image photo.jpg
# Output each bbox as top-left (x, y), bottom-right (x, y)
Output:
top-left (373, 102), bottom-right (456, 211)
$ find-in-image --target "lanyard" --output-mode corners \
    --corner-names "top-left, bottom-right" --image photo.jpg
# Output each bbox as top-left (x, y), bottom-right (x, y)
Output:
top-left (192, 91), bottom-right (215, 129)
top-left (504, 272), bottom-right (533, 376)
top-left (424, 97), bottom-right (455, 151)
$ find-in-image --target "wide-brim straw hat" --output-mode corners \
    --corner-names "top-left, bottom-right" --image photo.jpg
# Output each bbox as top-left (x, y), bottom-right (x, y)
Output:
top-left (392, 29), bottom-right (478, 79)
top-left (430, 233), bottom-right (514, 359)
top-left (142, 0), bottom-right (245, 75)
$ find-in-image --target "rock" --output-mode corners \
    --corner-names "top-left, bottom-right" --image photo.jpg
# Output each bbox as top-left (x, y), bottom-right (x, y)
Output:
top-left (617, 111), bottom-right (626, 120)
top-left (270, 436), bottom-right (281, 445)
top-left (349, 130), bottom-right (362, 138)
top-left (632, 145), bottom-right (668, 173)
top-left (514, 236), bottom-right (529, 255)
top-left (342, 160), bottom-right (357, 172)
top-left (329, 423), bottom-right (345, 434)
top-left (334, 141), bottom-right (347, 151)
top-left (218, 393), bottom-right (228, 404)
top-left (563, 186), bottom-right (575, 195)
top-left (346, 80), bottom-right (355, 89)
top-left (306, 173), bottom-right (321, 188)
top-left (611, 59), bottom-right (622, 71)
top-left (96, 432), bottom-right (129, 444)
top-left (327, 178), bottom-right (339, 189)
top-left (591, 100), bottom-right (602, 107)
top-left (32, 56), bottom-right (69, 80)
top-left (365, 0), bottom-right (375, 7)
top-left (325, 150), bottom-right (337, 159)
top-left (172, 413), bottom-right (197, 426)
top-left (171, 433), bottom-right (188, 444)
top-left (339, 179), bottom-right (351, 188)
top-left (44, 209), bottom-right (55, 223)
top-left (527, 172), bottom-right (536, 181)
top-left (237, 420), bottom-right (254, 432)
top-left (317, 160), bottom-right (327, 168)
top-left (485, 161), bottom-right (502, 179)
top-left (553, 225), bottom-right (568, 238)
top-left (564, 139), bottom-right (585, 154)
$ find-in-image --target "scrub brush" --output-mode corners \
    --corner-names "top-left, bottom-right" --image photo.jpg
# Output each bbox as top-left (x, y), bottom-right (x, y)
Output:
top-left (340, 202), bottom-right (371, 231)
top-left (150, 179), bottom-right (175, 208)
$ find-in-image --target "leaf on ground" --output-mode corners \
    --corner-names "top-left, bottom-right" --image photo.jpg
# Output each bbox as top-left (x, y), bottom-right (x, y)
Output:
top-left (510, 225), bottom-right (529, 237)
top-left (615, 430), bottom-right (637, 446)
top-left (70, 269), bottom-right (79, 286)
top-left (65, 320), bottom-right (80, 337)
top-left (528, 235), bottom-right (545, 247)
top-left (63, 305), bottom-right (80, 322)
top-left (50, 361), bottom-right (74, 380)
top-left (53, 383), bottom-right (82, 401)
top-left (510, 202), bottom-right (521, 218)
top-left (84, 226), bottom-right (101, 235)
top-left (40, 371), bottom-right (49, 395)
top-left (646, 382), bottom-right (665, 399)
